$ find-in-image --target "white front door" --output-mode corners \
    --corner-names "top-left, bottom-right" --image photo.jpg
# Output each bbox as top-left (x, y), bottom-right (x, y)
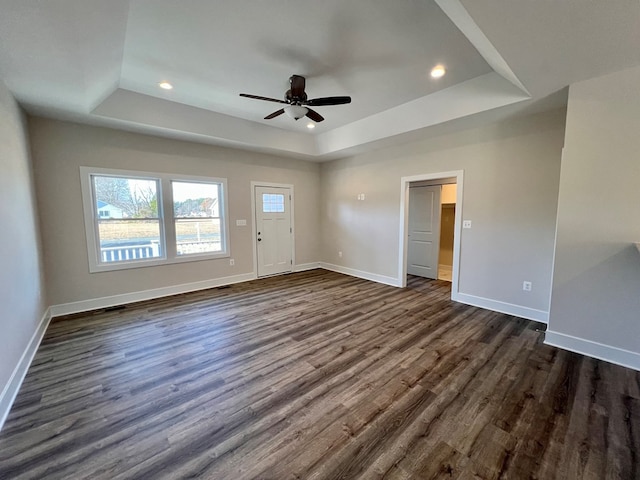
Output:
top-left (255, 185), bottom-right (293, 277)
top-left (407, 185), bottom-right (441, 279)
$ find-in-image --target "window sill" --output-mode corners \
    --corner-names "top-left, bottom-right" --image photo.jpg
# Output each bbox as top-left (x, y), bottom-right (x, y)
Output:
top-left (89, 251), bottom-right (229, 273)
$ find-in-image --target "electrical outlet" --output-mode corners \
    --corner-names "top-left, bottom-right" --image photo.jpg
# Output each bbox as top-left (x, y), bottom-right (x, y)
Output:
top-left (230, 258), bottom-right (235, 266)
top-left (463, 220), bottom-right (472, 229)
top-left (338, 251), bottom-right (343, 258)
top-left (523, 281), bottom-right (532, 292)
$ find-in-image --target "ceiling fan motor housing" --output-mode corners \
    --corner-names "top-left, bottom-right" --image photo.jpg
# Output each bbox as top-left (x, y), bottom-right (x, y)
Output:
top-left (285, 89), bottom-right (307, 104)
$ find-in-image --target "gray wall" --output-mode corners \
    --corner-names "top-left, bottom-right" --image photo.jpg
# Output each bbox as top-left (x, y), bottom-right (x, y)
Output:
top-left (0, 81), bottom-right (47, 397)
top-left (29, 118), bottom-right (321, 306)
top-left (320, 109), bottom-right (566, 314)
top-left (549, 66), bottom-right (640, 355)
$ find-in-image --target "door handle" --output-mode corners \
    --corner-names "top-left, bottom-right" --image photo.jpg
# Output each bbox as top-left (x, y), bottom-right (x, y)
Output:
top-left (258, 238), bottom-right (262, 242)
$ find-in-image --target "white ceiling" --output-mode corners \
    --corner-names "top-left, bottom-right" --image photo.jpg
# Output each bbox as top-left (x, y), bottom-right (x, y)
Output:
top-left (1, 0), bottom-right (639, 160)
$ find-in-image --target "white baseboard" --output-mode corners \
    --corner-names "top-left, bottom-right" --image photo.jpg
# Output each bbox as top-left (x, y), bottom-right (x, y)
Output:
top-left (545, 330), bottom-right (640, 372)
top-left (0, 307), bottom-right (52, 432)
top-left (293, 262), bottom-right (320, 273)
top-left (319, 262), bottom-right (400, 287)
top-left (49, 272), bottom-right (257, 317)
top-left (453, 292), bottom-right (549, 324)
top-left (316, 265), bottom-right (548, 325)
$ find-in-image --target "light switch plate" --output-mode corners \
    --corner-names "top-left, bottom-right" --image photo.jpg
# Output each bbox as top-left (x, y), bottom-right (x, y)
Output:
top-left (236, 219), bottom-right (247, 226)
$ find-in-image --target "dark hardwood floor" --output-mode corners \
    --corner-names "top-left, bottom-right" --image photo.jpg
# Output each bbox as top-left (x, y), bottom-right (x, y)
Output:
top-left (0, 270), bottom-right (638, 479)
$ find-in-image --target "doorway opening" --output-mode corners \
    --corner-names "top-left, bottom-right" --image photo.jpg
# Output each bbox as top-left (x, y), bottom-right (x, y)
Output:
top-left (398, 171), bottom-right (463, 299)
top-left (438, 186), bottom-right (457, 282)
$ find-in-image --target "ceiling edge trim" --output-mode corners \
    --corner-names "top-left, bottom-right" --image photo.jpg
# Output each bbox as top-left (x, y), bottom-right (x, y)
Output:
top-left (435, 0), bottom-right (530, 96)
top-left (92, 88), bottom-right (318, 156)
top-left (314, 72), bottom-right (530, 156)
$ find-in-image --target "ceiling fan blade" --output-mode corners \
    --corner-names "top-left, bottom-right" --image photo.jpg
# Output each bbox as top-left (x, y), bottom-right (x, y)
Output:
top-left (305, 108), bottom-right (324, 123)
top-left (289, 75), bottom-right (306, 99)
top-left (240, 93), bottom-right (287, 104)
top-left (306, 96), bottom-right (352, 107)
top-left (264, 108), bottom-right (285, 119)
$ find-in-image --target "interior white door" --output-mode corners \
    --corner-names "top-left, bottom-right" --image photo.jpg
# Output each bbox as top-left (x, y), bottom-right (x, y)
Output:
top-left (407, 185), bottom-right (441, 278)
top-left (255, 186), bottom-right (293, 277)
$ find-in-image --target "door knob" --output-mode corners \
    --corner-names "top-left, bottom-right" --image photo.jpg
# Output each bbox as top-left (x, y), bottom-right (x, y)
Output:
top-left (258, 238), bottom-right (262, 242)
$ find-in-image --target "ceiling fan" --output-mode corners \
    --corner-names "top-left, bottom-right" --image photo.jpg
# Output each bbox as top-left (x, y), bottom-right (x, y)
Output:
top-left (240, 74), bottom-right (351, 123)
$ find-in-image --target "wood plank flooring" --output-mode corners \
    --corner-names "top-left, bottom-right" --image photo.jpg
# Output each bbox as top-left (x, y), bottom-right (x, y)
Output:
top-left (0, 270), bottom-right (638, 479)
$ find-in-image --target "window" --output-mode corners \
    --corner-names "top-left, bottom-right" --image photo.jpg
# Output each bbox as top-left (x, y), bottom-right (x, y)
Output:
top-left (80, 167), bottom-right (228, 272)
top-left (172, 181), bottom-right (223, 256)
top-left (262, 193), bottom-right (285, 213)
top-left (92, 175), bottom-right (162, 264)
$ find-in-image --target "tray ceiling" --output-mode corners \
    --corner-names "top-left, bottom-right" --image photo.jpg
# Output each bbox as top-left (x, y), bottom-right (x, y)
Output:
top-left (1, 0), bottom-right (639, 159)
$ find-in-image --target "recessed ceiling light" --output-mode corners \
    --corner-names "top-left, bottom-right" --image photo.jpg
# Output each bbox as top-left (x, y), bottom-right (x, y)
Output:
top-left (307, 123), bottom-right (315, 129)
top-left (158, 82), bottom-right (173, 90)
top-left (430, 65), bottom-right (446, 79)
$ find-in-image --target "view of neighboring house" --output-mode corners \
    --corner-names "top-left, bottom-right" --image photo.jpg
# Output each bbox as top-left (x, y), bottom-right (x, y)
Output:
top-left (96, 200), bottom-right (124, 219)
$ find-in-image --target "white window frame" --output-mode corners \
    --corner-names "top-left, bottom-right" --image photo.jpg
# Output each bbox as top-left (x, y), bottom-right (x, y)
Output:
top-left (80, 166), bottom-right (229, 273)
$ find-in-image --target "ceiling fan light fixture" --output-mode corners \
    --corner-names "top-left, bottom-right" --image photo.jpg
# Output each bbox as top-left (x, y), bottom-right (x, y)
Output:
top-left (284, 105), bottom-right (308, 120)
top-left (430, 65), bottom-right (446, 78)
top-left (306, 122), bottom-right (315, 129)
top-left (241, 75), bottom-right (348, 124)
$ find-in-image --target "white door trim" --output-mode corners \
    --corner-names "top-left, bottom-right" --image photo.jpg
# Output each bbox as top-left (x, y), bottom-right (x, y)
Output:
top-left (398, 171), bottom-right (464, 300)
top-left (251, 181), bottom-right (295, 277)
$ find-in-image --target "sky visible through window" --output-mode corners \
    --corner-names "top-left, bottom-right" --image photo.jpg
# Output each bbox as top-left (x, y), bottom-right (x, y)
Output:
top-left (172, 182), bottom-right (218, 203)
